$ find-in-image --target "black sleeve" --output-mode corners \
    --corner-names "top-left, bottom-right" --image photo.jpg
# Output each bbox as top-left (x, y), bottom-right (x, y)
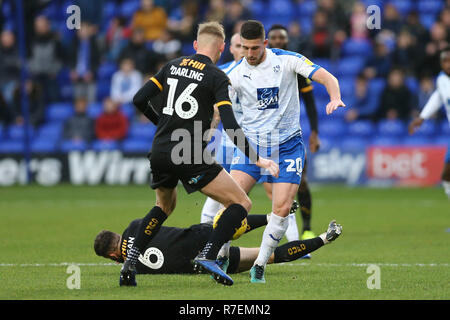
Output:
top-left (132, 78), bottom-right (163, 125)
top-left (298, 76), bottom-right (319, 133)
top-left (218, 104), bottom-right (259, 163)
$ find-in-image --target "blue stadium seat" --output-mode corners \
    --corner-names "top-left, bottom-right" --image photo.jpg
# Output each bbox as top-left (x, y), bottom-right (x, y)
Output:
top-left (341, 39), bottom-right (373, 57)
top-left (119, 0), bottom-right (141, 19)
top-left (405, 77), bottom-right (419, 93)
top-left (347, 120), bottom-right (376, 138)
top-left (370, 135), bottom-right (401, 146)
top-left (121, 103), bottom-right (135, 119)
top-left (31, 138), bottom-right (58, 153)
top-left (122, 138), bottom-right (152, 153)
top-left (390, 0), bottom-right (415, 16)
top-left (268, 0), bottom-right (295, 21)
top-left (440, 120), bottom-right (450, 135)
top-left (318, 119), bottom-right (347, 138)
top-left (419, 14), bottom-right (437, 29)
top-left (0, 140), bottom-right (25, 153)
top-left (92, 139), bottom-right (119, 151)
top-left (340, 137), bottom-right (368, 151)
top-left (335, 57), bottom-right (366, 76)
top-left (250, 0), bottom-right (265, 20)
top-left (60, 140), bottom-right (88, 152)
top-left (417, 0), bottom-right (443, 14)
top-left (128, 123), bottom-right (157, 140)
top-left (401, 136), bottom-right (432, 146)
top-left (97, 62), bottom-right (118, 81)
top-left (433, 135), bottom-right (448, 146)
top-left (413, 120), bottom-right (438, 137)
top-left (313, 58), bottom-right (333, 74)
top-left (7, 125), bottom-right (35, 140)
top-left (315, 136), bottom-right (335, 151)
top-left (45, 103), bottom-right (74, 122)
top-left (97, 80), bottom-right (111, 101)
top-left (87, 102), bottom-right (103, 119)
top-left (296, 0), bottom-right (317, 18)
top-left (36, 122), bottom-right (63, 141)
top-left (376, 120), bottom-right (406, 136)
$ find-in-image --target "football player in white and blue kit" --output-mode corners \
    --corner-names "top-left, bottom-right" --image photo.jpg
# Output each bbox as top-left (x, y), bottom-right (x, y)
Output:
top-left (227, 20), bottom-right (345, 283)
top-left (409, 47), bottom-right (450, 199)
top-left (201, 33), bottom-right (244, 224)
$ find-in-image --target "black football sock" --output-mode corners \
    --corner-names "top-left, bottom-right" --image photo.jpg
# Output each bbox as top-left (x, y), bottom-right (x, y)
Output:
top-left (200, 203), bottom-right (247, 260)
top-left (297, 185), bottom-right (312, 232)
top-left (127, 206), bottom-right (167, 267)
top-left (273, 237), bottom-right (324, 263)
top-left (245, 214), bottom-right (268, 233)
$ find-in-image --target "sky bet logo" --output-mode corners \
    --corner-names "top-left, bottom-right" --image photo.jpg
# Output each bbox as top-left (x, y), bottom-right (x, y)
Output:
top-left (257, 87), bottom-right (279, 110)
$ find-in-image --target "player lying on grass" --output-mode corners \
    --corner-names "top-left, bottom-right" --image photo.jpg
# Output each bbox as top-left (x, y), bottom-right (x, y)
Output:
top-left (94, 214), bottom-right (342, 275)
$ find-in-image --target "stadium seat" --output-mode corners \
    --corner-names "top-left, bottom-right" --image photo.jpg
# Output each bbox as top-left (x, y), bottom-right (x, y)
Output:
top-left (440, 120), bottom-right (450, 135)
top-left (401, 136), bottom-right (432, 146)
top-left (92, 139), bottom-right (119, 151)
top-left (31, 138), bottom-right (58, 153)
top-left (370, 135), bottom-right (401, 146)
top-left (121, 103), bottom-right (135, 120)
top-left (318, 119), bottom-right (347, 138)
top-left (339, 137), bottom-right (368, 151)
top-left (419, 14), bottom-right (437, 29)
top-left (347, 120), bottom-right (376, 138)
top-left (0, 140), bottom-right (25, 154)
top-left (97, 62), bottom-right (118, 81)
top-left (45, 103), bottom-right (74, 122)
top-left (433, 135), bottom-right (448, 146)
top-left (7, 125), bottom-right (35, 140)
top-left (417, 0), bottom-right (443, 14)
top-left (268, 0), bottom-right (295, 21)
top-left (60, 140), bottom-right (88, 152)
top-left (405, 77), bottom-right (419, 93)
top-left (128, 123), bottom-right (157, 140)
top-left (87, 102), bottom-right (103, 119)
top-left (390, 0), bottom-right (415, 16)
top-left (250, 0), bottom-right (265, 20)
top-left (341, 39), bottom-right (373, 57)
top-left (413, 120), bottom-right (438, 137)
top-left (119, 0), bottom-right (141, 20)
top-left (313, 58), bottom-right (333, 74)
top-left (376, 120), bottom-right (406, 136)
top-left (335, 57), bottom-right (366, 77)
top-left (122, 138), bottom-right (152, 153)
top-left (97, 80), bottom-right (111, 101)
top-left (36, 122), bottom-right (63, 141)
top-left (296, 0), bottom-right (317, 18)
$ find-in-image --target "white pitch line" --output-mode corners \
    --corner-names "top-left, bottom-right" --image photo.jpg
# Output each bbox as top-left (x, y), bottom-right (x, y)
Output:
top-left (0, 262), bottom-right (448, 267)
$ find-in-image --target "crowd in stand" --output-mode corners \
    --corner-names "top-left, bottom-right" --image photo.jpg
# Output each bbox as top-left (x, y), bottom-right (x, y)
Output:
top-left (0, 0), bottom-right (449, 153)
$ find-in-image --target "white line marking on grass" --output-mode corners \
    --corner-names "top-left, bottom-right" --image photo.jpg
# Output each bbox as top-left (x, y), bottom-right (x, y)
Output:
top-left (0, 262), bottom-right (448, 267)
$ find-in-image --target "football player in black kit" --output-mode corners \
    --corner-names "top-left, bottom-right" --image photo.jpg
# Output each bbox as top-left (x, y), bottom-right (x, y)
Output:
top-left (264, 24), bottom-right (321, 242)
top-left (119, 22), bottom-right (279, 287)
top-left (94, 215), bottom-right (342, 275)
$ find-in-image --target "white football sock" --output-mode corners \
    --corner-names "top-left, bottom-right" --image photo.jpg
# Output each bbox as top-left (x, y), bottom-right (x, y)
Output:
top-left (218, 241), bottom-right (231, 258)
top-left (443, 181), bottom-right (450, 199)
top-left (200, 197), bottom-right (223, 224)
top-left (254, 213), bottom-right (289, 267)
top-left (285, 213), bottom-right (299, 241)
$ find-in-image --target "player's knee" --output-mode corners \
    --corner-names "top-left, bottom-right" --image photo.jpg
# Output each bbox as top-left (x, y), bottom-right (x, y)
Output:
top-left (272, 202), bottom-right (291, 217)
top-left (228, 194), bottom-right (251, 212)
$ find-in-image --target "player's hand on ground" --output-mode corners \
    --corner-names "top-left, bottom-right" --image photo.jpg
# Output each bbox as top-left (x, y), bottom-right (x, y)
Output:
top-left (256, 157), bottom-right (279, 178)
top-left (326, 99), bottom-right (346, 115)
top-left (408, 117), bottom-right (424, 135)
top-left (309, 131), bottom-right (320, 153)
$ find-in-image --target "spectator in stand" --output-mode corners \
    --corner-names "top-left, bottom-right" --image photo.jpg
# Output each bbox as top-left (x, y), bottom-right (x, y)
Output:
top-left (391, 30), bottom-right (423, 77)
top-left (131, 0), bottom-right (167, 42)
top-left (350, 1), bottom-right (369, 40)
top-left (110, 57), bottom-right (143, 105)
top-left (420, 22), bottom-right (449, 76)
top-left (27, 15), bottom-right (65, 103)
top-left (204, 0), bottom-right (226, 24)
top-left (0, 30), bottom-right (20, 106)
top-left (223, 0), bottom-right (252, 39)
top-left (0, 92), bottom-right (12, 125)
top-left (95, 97), bottom-right (129, 141)
top-left (310, 10), bottom-right (334, 58)
top-left (119, 27), bottom-right (164, 77)
top-left (286, 22), bottom-right (312, 58)
top-left (416, 75), bottom-right (435, 113)
top-left (404, 11), bottom-right (429, 46)
top-left (317, 0), bottom-right (349, 32)
top-left (439, 7), bottom-right (450, 37)
top-left (363, 41), bottom-right (392, 79)
top-left (12, 80), bottom-right (46, 127)
top-left (376, 67), bottom-right (416, 121)
top-left (152, 29), bottom-right (182, 61)
top-left (167, 0), bottom-right (200, 43)
top-left (63, 97), bottom-right (95, 143)
top-left (383, 3), bottom-right (402, 35)
top-left (68, 22), bottom-right (101, 103)
top-left (105, 16), bottom-right (132, 61)
top-left (345, 74), bottom-right (378, 123)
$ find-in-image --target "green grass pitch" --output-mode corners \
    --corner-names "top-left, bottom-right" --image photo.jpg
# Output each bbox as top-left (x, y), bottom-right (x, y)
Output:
top-left (0, 184), bottom-right (448, 300)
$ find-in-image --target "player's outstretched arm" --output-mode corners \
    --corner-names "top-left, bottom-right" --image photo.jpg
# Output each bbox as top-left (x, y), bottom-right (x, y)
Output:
top-left (310, 68), bottom-right (346, 115)
top-left (409, 90), bottom-right (442, 135)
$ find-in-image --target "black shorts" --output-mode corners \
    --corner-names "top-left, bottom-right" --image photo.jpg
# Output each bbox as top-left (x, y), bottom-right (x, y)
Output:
top-left (149, 152), bottom-right (223, 194)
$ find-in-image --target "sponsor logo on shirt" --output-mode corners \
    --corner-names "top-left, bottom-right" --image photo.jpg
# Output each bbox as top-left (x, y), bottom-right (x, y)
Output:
top-left (256, 87), bottom-right (279, 110)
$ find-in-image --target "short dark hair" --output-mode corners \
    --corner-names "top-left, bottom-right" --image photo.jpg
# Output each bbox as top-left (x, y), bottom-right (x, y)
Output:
top-left (94, 230), bottom-right (119, 258)
top-left (268, 24), bottom-right (288, 34)
top-left (440, 46), bottom-right (450, 59)
top-left (240, 20), bottom-right (265, 40)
